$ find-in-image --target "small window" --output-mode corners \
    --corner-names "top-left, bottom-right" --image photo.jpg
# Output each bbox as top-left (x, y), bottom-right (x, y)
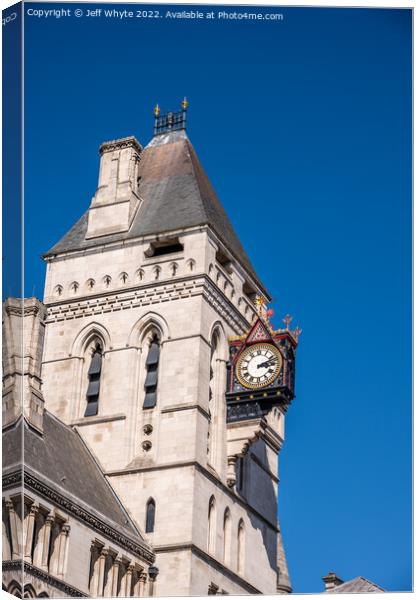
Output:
top-left (85, 343), bottom-right (102, 417)
top-left (223, 508), bottom-right (232, 566)
top-left (144, 238), bottom-right (184, 258)
top-left (143, 335), bottom-right (160, 409)
top-left (146, 498), bottom-right (156, 533)
top-left (237, 520), bottom-right (245, 574)
top-left (216, 250), bottom-right (233, 274)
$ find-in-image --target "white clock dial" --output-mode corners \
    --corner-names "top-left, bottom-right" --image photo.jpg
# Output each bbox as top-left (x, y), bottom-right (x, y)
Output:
top-left (236, 343), bottom-right (282, 389)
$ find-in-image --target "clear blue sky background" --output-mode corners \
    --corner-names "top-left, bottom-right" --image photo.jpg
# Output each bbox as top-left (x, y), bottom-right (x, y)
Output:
top-left (20, 4), bottom-right (412, 593)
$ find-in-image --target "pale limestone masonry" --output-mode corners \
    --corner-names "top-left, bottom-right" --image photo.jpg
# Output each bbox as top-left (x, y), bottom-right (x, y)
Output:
top-left (2, 296), bottom-right (154, 597)
top-left (37, 124), bottom-right (292, 596)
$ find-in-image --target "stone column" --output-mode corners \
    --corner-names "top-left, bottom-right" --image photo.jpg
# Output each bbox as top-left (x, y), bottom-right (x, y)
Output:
top-left (24, 503), bottom-right (38, 562)
top-left (148, 566), bottom-right (159, 597)
top-left (32, 512), bottom-right (45, 567)
top-left (138, 571), bottom-right (147, 597)
top-left (97, 548), bottom-right (109, 597)
top-left (125, 564), bottom-right (134, 597)
top-left (5, 498), bottom-right (20, 560)
top-left (41, 515), bottom-right (54, 570)
top-left (111, 557), bottom-right (122, 597)
top-left (89, 543), bottom-right (100, 596)
top-left (5, 499), bottom-right (20, 560)
top-left (57, 524), bottom-right (70, 578)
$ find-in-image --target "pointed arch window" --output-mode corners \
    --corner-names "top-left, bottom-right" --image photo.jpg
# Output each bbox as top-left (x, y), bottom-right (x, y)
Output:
top-left (237, 519), bottom-right (245, 574)
top-left (145, 498), bottom-right (156, 533)
top-left (85, 342), bottom-right (102, 417)
top-left (143, 335), bottom-right (160, 409)
top-left (207, 496), bottom-right (216, 554)
top-left (223, 508), bottom-right (232, 566)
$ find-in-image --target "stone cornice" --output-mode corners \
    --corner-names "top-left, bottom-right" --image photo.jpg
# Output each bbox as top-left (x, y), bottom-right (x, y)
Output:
top-left (44, 274), bottom-right (252, 336)
top-left (3, 469), bottom-right (154, 564)
top-left (3, 559), bottom-right (88, 597)
top-left (153, 543), bottom-right (261, 594)
top-left (99, 136), bottom-right (142, 156)
top-left (161, 403), bottom-right (210, 420)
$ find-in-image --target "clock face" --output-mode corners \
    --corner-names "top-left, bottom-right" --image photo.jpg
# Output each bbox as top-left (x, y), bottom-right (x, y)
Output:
top-left (236, 343), bottom-right (282, 389)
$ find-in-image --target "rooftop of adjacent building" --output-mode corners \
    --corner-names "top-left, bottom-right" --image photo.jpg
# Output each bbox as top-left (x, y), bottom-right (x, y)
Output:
top-left (322, 571), bottom-right (385, 593)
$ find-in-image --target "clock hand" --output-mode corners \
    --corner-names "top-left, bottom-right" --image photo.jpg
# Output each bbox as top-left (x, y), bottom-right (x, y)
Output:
top-left (257, 358), bottom-right (277, 369)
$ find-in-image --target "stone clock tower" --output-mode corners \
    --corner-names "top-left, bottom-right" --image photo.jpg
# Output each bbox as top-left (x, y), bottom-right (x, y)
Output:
top-left (40, 102), bottom-right (299, 596)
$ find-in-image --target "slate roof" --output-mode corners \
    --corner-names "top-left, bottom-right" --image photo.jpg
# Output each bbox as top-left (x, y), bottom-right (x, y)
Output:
top-left (45, 129), bottom-right (266, 294)
top-left (330, 577), bottom-right (385, 593)
top-left (3, 413), bottom-right (146, 543)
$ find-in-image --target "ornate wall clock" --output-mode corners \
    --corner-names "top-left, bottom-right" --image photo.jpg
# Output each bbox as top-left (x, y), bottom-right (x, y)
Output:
top-left (225, 312), bottom-right (298, 423)
top-left (235, 343), bottom-right (282, 389)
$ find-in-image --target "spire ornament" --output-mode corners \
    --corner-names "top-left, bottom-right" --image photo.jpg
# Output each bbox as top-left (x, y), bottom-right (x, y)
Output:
top-left (282, 314), bottom-right (293, 330)
top-left (153, 98), bottom-right (189, 136)
top-left (293, 326), bottom-right (302, 342)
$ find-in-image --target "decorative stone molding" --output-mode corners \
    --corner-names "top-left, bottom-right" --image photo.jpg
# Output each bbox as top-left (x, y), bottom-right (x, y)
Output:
top-left (71, 413), bottom-right (126, 427)
top-left (3, 469), bottom-right (155, 563)
top-left (99, 136), bottom-right (142, 156)
top-left (44, 275), bottom-right (253, 336)
top-left (2, 560), bottom-right (88, 597)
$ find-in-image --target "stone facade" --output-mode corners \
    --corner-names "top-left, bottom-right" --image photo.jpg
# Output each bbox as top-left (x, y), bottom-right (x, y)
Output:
top-left (2, 301), bottom-right (155, 598)
top-left (3, 116), bottom-right (293, 597)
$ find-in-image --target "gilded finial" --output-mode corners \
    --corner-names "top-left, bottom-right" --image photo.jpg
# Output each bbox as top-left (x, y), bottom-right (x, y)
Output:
top-left (182, 97), bottom-right (188, 111)
top-left (293, 326), bottom-right (302, 342)
top-left (254, 296), bottom-right (264, 309)
top-left (282, 314), bottom-right (293, 330)
top-left (154, 104), bottom-right (160, 117)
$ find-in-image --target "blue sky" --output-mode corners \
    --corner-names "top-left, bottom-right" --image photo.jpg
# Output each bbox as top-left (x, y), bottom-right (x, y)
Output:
top-left (20, 4), bottom-right (412, 593)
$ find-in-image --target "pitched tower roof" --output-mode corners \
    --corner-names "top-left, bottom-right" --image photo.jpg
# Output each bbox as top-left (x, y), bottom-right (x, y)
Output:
top-left (45, 119), bottom-right (267, 295)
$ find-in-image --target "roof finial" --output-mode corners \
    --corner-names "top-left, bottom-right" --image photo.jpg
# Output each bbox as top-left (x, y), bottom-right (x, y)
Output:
top-left (282, 314), bottom-right (293, 330)
top-left (293, 326), bottom-right (302, 342)
top-left (154, 104), bottom-right (160, 117)
top-left (182, 97), bottom-right (188, 111)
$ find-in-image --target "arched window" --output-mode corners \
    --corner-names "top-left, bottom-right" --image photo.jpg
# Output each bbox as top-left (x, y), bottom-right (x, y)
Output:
top-left (207, 332), bottom-right (218, 464)
top-left (85, 342), bottom-right (102, 417)
top-left (23, 585), bottom-right (36, 598)
top-left (143, 335), bottom-right (160, 409)
top-left (145, 498), bottom-right (156, 533)
top-left (8, 581), bottom-right (22, 598)
top-left (223, 508), bottom-right (232, 566)
top-left (207, 328), bottom-right (227, 475)
top-left (237, 519), bottom-right (245, 574)
top-left (207, 496), bottom-right (216, 554)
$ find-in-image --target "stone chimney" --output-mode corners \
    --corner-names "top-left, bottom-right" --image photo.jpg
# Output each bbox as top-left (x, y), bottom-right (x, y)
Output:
top-left (322, 572), bottom-right (344, 592)
top-left (86, 136), bottom-right (142, 239)
top-left (2, 297), bottom-right (47, 432)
